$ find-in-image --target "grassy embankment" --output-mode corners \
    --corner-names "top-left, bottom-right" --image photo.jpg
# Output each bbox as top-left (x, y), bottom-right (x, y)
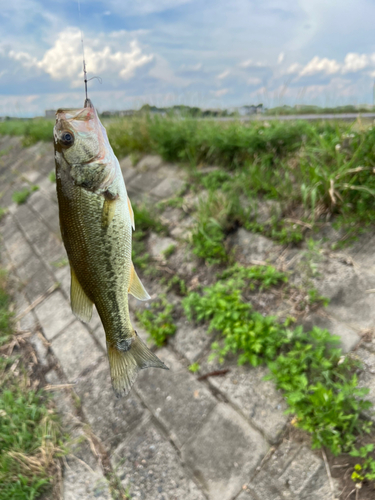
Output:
top-left (2, 115), bottom-right (375, 490)
top-left (0, 269), bottom-right (62, 500)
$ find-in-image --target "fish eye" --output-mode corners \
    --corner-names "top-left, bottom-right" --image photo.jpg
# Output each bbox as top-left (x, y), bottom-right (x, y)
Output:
top-left (60, 131), bottom-right (74, 147)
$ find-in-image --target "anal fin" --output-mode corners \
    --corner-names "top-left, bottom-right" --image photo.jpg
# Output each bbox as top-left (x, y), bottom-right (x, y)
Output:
top-left (128, 264), bottom-right (150, 301)
top-left (70, 266), bottom-right (94, 323)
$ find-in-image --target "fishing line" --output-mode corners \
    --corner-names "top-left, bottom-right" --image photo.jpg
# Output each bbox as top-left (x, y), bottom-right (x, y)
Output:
top-left (77, 0), bottom-right (88, 101)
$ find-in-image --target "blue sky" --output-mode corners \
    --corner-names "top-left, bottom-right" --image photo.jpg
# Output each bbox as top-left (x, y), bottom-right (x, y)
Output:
top-left (2, 0), bottom-right (375, 116)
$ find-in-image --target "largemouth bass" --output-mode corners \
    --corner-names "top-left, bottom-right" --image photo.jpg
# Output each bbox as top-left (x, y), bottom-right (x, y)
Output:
top-left (53, 98), bottom-right (167, 397)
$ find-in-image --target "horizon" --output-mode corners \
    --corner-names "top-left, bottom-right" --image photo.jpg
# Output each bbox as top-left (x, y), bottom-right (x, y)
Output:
top-left (2, 1), bottom-right (375, 117)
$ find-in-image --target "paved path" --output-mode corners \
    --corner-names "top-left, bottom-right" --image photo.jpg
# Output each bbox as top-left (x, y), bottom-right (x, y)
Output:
top-left (1, 138), bottom-right (375, 499)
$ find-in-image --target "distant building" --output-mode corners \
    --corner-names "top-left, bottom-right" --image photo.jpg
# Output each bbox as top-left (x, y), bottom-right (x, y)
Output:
top-left (238, 104), bottom-right (264, 116)
top-left (45, 110), bottom-right (56, 118)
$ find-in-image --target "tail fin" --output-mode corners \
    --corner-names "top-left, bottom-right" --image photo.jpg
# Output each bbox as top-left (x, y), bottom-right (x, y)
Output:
top-left (107, 334), bottom-right (168, 398)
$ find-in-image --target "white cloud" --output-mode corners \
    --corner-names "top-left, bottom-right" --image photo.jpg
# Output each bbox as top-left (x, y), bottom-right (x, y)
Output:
top-left (247, 76), bottom-right (262, 85)
top-left (149, 55), bottom-right (189, 87)
top-left (211, 88), bottom-right (229, 97)
top-left (299, 56), bottom-right (341, 76)
top-left (342, 53), bottom-right (370, 73)
top-left (277, 52), bottom-right (285, 64)
top-left (286, 62), bottom-right (302, 74)
top-left (217, 69), bottom-right (230, 80)
top-left (9, 27), bottom-right (154, 88)
top-left (180, 63), bottom-right (202, 71)
top-left (239, 59), bottom-right (266, 68)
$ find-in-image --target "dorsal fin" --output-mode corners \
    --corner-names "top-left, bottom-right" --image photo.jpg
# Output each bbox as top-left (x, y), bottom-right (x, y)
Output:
top-left (128, 264), bottom-right (150, 301)
top-left (128, 196), bottom-right (135, 230)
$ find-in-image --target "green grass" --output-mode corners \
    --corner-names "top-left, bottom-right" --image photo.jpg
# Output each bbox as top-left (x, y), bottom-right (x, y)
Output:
top-left (0, 270), bottom-right (62, 499)
top-left (131, 203), bottom-right (167, 273)
top-left (183, 263), bottom-right (372, 459)
top-left (4, 114), bottom-right (375, 246)
top-left (0, 119), bottom-right (53, 147)
top-left (12, 186), bottom-right (39, 205)
top-left (135, 296), bottom-right (176, 346)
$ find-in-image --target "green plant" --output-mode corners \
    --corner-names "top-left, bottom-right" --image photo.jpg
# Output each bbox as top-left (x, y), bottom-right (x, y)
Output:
top-left (162, 244), bottom-right (176, 259)
top-left (0, 269), bottom-right (62, 500)
top-left (219, 263), bottom-right (288, 290)
top-left (49, 171), bottom-right (56, 183)
top-left (0, 119), bottom-right (54, 146)
top-left (51, 257), bottom-right (68, 269)
top-left (267, 327), bottom-right (371, 455)
top-left (12, 186), bottom-right (39, 205)
top-left (351, 445), bottom-right (375, 482)
top-left (163, 275), bottom-right (187, 296)
top-left (136, 296), bottom-right (176, 346)
top-left (183, 279), bottom-right (290, 366)
top-left (189, 362), bottom-right (200, 373)
top-left (190, 191), bottom-right (235, 264)
top-left (183, 266), bottom-right (372, 458)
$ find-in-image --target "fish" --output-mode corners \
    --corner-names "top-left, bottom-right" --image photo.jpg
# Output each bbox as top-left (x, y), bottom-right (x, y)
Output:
top-left (53, 98), bottom-right (168, 397)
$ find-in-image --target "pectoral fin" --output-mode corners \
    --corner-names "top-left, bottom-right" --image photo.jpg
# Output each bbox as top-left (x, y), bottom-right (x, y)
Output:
top-left (128, 264), bottom-right (150, 301)
top-left (102, 198), bottom-right (117, 227)
top-left (70, 266), bottom-right (93, 323)
top-left (128, 196), bottom-right (135, 230)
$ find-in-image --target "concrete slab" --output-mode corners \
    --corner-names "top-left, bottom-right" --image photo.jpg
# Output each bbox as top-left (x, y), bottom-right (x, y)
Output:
top-left (34, 290), bottom-right (74, 340)
top-left (169, 319), bottom-right (212, 363)
top-left (3, 225), bottom-right (34, 267)
top-left (136, 154), bottom-right (163, 171)
top-left (136, 348), bottom-right (216, 448)
top-left (74, 358), bottom-right (147, 451)
top-left (357, 348), bottom-right (375, 421)
top-left (182, 403), bottom-right (269, 500)
top-left (112, 420), bottom-right (205, 500)
top-left (148, 232), bottom-right (176, 261)
top-left (22, 261), bottom-right (56, 303)
top-left (150, 177), bottom-right (185, 199)
top-left (63, 457), bottom-right (112, 500)
top-left (228, 228), bottom-right (283, 264)
top-left (303, 313), bottom-right (360, 353)
top-left (51, 320), bottom-right (103, 381)
top-left (213, 365), bottom-right (289, 444)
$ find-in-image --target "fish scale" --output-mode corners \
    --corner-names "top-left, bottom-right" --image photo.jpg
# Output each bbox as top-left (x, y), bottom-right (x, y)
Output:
top-left (54, 99), bottom-right (167, 397)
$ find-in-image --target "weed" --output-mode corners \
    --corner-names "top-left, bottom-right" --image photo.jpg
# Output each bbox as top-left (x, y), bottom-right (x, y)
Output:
top-left (351, 445), bottom-right (375, 482)
top-left (12, 185), bottom-right (39, 205)
top-left (218, 263), bottom-right (288, 290)
top-left (190, 191), bottom-right (235, 264)
top-left (267, 327), bottom-right (371, 455)
top-left (131, 203), bottom-right (167, 273)
top-left (0, 119), bottom-right (54, 146)
top-left (133, 204), bottom-right (167, 237)
top-left (136, 296), bottom-right (176, 346)
top-left (183, 264), bottom-right (372, 457)
top-left (0, 269), bottom-right (62, 500)
top-left (162, 244), bottom-right (176, 259)
top-left (183, 278), bottom-right (290, 366)
top-left (49, 171), bottom-right (56, 183)
top-left (51, 257), bottom-right (68, 268)
top-left (189, 362), bottom-right (200, 373)
top-left (163, 275), bottom-right (187, 296)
